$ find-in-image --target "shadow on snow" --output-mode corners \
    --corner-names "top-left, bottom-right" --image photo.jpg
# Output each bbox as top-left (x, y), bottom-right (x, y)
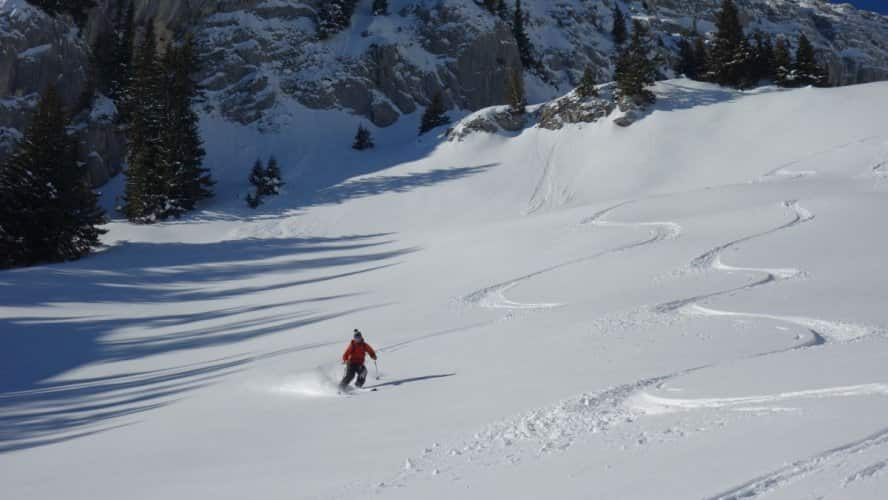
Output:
top-left (365, 373), bottom-right (456, 390)
top-left (0, 233), bottom-right (411, 452)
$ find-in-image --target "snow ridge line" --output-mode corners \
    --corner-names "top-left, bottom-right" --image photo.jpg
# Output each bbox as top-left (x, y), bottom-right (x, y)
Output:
top-left (707, 426), bottom-right (888, 500)
top-left (463, 200), bottom-right (681, 310)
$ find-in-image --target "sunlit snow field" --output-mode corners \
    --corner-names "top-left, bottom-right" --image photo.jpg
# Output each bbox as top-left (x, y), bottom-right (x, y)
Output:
top-left (2, 80), bottom-right (888, 499)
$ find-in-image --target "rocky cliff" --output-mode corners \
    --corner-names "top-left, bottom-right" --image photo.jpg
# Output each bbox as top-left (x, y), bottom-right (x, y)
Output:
top-left (1, 0), bottom-right (887, 186)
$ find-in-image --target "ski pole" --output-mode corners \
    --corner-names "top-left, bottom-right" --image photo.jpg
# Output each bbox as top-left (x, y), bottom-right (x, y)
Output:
top-left (374, 359), bottom-right (380, 380)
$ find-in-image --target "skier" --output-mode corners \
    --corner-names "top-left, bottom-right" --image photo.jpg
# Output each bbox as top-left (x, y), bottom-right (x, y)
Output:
top-left (340, 329), bottom-right (377, 390)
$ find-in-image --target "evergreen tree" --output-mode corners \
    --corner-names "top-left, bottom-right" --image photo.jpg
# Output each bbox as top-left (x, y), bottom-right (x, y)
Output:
top-left (418, 92), bottom-right (451, 135)
top-left (773, 37), bottom-right (792, 86)
top-left (124, 26), bottom-right (212, 222)
top-left (124, 22), bottom-right (165, 222)
top-left (677, 37), bottom-right (698, 79)
top-left (111, 1), bottom-right (136, 102)
top-left (793, 33), bottom-right (827, 87)
top-left (352, 124), bottom-right (375, 150)
top-left (507, 67), bottom-right (526, 114)
top-left (512, 0), bottom-right (535, 70)
top-left (614, 20), bottom-right (657, 103)
top-left (245, 159), bottom-right (264, 209)
top-left (246, 157), bottom-right (283, 208)
top-left (708, 0), bottom-right (750, 87)
top-left (693, 37), bottom-right (708, 79)
top-left (0, 86), bottom-right (106, 268)
top-left (577, 66), bottom-right (599, 98)
top-left (265, 156), bottom-right (283, 195)
top-left (372, 0), bottom-right (388, 16)
top-left (484, 0), bottom-right (497, 14)
top-left (91, 1), bottom-right (135, 100)
top-left (317, 0), bottom-right (358, 39)
top-left (159, 34), bottom-right (214, 216)
top-left (612, 6), bottom-right (628, 46)
top-left (751, 31), bottom-right (775, 82)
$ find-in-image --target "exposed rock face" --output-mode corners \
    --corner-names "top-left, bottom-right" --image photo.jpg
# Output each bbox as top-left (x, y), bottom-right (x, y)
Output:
top-left (2, 0), bottom-right (888, 186)
top-left (538, 85), bottom-right (617, 130)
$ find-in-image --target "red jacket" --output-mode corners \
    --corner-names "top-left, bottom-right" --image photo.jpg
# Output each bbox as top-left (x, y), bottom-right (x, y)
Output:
top-left (342, 340), bottom-right (377, 365)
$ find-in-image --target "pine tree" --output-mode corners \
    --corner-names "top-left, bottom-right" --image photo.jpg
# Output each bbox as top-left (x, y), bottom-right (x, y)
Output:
top-left (124, 22), bottom-right (165, 222)
top-left (483, 0), bottom-right (497, 14)
top-left (159, 34), bottom-right (213, 216)
top-left (612, 6), bottom-right (628, 46)
top-left (708, 0), bottom-right (749, 87)
top-left (91, 1), bottom-right (135, 101)
top-left (111, 1), bottom-right (135, 103)
top-left (751, 31), bottom-right (775, 83)
top-left (123, 26), bottom-right (212, 222)
top-left (418, 92), bottom-right (450, 135)
top-left (265, 156), bottom-right (283, 195)
top-left (773, 37), bottom-right (792, 86)
top-left (372, 0), bottom-right (388, 16)
top-left (577, 66), bottom-right (599, 98)
top-left (693, 37), bottom-right (708, 79)
top-left (0, 86), bottom-right (106, 268)
top-left (507, 67), bottom-right (526, 114)
top-left (246, 158), bottom-right (265, 208)
top-left (614, 20), bottom-right (657, 103)
top-left (317, 0), bottom-right (358, 39)
top-left (677, 37), bottom-right (698, 79)
top-left (246, 157), bottom-right (283, 208)
top-left (793, 33), bottom-right (827, 87)
top-left (512, 0), bottom-right (535, 70)
top-left (352, 124), bottom-right (375, 150)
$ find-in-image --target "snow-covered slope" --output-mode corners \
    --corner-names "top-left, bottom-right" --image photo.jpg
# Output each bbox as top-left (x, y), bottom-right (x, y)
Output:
top-left (3, 79), bottom-right (888, 499)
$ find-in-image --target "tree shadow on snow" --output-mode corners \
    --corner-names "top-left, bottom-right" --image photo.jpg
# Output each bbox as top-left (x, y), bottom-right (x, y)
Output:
top-left (0, 233), bottom-right (410, 452)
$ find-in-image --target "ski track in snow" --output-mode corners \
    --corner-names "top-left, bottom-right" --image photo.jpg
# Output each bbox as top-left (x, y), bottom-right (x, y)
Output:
top-left (413, 198), bottom-right (885, 497)
top-left (755, 135), bottom-right (882, 183)
top-left (463, 200), bottom-right (681, 311)
top-left (659, 199), bottom-right (885, 343)
top-left (708, 426), bottom-right (888, 500)
top-left (629, 383), bottom-right (888, 415)
top-left (331, 150), bottom-right (888, 498)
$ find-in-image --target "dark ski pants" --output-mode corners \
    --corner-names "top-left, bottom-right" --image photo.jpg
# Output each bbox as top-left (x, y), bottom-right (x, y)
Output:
top-left (341, 363), bottom-right (368, 388)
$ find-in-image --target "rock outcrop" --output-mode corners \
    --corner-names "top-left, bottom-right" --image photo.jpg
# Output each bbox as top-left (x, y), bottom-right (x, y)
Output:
top-left (2, 0), bottom-right (888, 186)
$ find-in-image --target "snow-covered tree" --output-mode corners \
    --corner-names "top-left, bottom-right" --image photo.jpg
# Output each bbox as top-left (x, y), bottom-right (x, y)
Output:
top-left (246, 157), bottom-right (284, 208)
top-left (317, 0), bottom-right (358, 39)
top-left (792, 33), bottom-right (828, 87)
top-left (0, 86), bottom-right (106, 268)
top-left (614, 20), bottom-right (657, 103)
top-left (773, 37), bottom-right (792, 86)
top-left (707, 0), bottom-right (754, 88)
